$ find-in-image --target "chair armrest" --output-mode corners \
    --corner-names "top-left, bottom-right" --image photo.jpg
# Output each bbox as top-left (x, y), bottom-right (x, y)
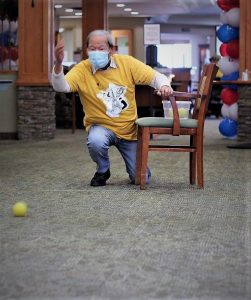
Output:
top-left (171, 91), bottom-right (199, 99)
top-left (169, 96), bottom-right (180, 136)
top-left (153, 89), bottom-right (199, 100)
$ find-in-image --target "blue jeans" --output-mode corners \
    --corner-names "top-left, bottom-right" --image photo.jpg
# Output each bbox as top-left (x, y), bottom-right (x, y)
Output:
top-left (86, 125), bottom-right (151, 183)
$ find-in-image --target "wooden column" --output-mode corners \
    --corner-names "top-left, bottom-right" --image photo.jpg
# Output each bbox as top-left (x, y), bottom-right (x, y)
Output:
top-left (239, 0), bottom-right (251, 73)
top-left (82, 0), bottom-right (107, 59)
top-left (16, 0), bottom-right (55, 140)
top-left (17, 0), bottom-right (53, 85)
top-left (236, 0), bottom-right (251, 144)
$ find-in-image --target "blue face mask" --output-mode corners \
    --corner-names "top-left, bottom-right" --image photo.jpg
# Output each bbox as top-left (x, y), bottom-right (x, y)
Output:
top-left (88, 51), bottom-right (109, 69)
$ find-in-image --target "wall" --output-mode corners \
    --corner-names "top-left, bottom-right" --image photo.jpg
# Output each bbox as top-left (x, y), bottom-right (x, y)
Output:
top-left (160, 24), bottom-right (217, 83)
top-left (109, 18), bottom-right (145, 61)
top-left (59, 17), bottom-right (218, 82)
top-left (59, 17), bottom-right (146, 63)
top-left (58, 18), bottom-right (82, 62)
top-left (61, 30), bottom-right (74, 61)
top-left (0, 73), bottom-right (17, 135)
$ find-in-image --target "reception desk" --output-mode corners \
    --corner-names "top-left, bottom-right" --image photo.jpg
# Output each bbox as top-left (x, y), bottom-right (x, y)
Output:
top-left (213, 80), bottom-right (251, 148)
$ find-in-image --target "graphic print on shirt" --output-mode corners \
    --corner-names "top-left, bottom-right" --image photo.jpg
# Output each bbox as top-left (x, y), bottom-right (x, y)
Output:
top-left (96, 83), bottom-right (128, 117)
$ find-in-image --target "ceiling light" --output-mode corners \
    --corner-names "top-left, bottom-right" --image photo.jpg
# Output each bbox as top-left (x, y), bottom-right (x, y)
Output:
top-left (54, 4), bottom-right (62, 9)
top-left (116, 4), bottom-right (125, 7)
top-left (65, 8), bottom-right (73, 13)
top-left (131, 12), bottom-right (139, 15)
top-left (124, 8), bottom-right (132, 12)
top-left (75, 12), bottom-right (82, 16)
top-left (59, 28), bottom-right (64, 33)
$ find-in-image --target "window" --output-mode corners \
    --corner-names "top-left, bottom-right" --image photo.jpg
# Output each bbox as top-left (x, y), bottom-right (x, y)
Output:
top-left (157, 43), bottom-right (192, 68)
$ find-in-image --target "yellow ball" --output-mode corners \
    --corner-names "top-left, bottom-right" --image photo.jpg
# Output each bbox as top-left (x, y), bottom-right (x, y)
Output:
top-left (12, 202), bottom-right (28, 217)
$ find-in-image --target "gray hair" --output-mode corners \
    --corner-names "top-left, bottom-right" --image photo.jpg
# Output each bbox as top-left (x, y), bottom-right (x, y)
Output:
top-left (86, 30), bottom-right (114, 48)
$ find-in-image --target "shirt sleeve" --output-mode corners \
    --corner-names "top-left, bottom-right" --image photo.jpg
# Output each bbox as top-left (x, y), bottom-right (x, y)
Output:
top-left (150, 71), bottom-right (172, 90)
top-left (51, 66), bottom-right (71, 93)
top-left (129, 56), bottom-right (156, 85)
top-left (129, 56), bottom-right (171, 89)
top-left (64, 64), bottom-right (85, 93)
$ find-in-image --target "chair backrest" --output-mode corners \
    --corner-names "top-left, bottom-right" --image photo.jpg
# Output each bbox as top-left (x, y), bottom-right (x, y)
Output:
top-left (192, 63), bottom-right (218, 122)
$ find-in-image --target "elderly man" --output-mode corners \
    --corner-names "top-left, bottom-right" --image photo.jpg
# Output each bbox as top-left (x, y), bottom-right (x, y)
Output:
top-left (52, 29), bottom-right (173, 187)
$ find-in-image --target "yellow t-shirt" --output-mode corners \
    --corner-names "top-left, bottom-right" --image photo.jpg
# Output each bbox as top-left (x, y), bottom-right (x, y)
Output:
top-left (65, 54), bottom-right (155, 140)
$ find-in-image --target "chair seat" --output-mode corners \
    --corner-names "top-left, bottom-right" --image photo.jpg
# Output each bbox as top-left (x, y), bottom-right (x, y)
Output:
top-left (136, 117), bottom-right (198, 128)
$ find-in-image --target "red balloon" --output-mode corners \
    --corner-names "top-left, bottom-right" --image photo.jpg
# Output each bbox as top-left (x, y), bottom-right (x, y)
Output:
top-left (9, 47), bottom-right (18, 61)
top-left (0, 46), bottom-right (9, 62)
top-left (226, 39), bottom-right (239, 59)
top-left (219, 43), bottom-right (228, 56)
top-left (220, 88), bottom-right (239, 105)
top-left (216, 0), bottom-right (240, 12)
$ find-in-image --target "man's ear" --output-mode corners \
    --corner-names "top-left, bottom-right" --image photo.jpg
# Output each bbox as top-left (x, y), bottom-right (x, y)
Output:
top-left (111, 45), bottom-right (118, 55)
top-left (108, 48), bottom-right (113, 56)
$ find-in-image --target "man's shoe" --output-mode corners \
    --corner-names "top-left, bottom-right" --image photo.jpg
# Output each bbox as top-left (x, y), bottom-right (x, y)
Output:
top-left (90, 169), bottom-right (111, 187)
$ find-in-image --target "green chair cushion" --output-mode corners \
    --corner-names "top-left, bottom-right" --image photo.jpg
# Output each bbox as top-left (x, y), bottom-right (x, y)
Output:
top-left (135, 117), bottom-right (198, 128)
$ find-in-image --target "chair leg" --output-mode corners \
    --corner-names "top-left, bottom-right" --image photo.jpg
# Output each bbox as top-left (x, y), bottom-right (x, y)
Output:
top-left (189, 136), bottom-right (196, 185)
top-left (190, 152), bottom-right (196, 185)
top-left (140, 127), bottom-right (150, 190)
top-left (135, 127), bottom-right (150, 190)
top-left (196, 136), bottom-right (204, 188)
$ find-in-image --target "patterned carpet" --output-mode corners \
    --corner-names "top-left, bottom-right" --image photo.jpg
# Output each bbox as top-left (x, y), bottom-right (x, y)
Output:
top-left (0, 119), bottom-right (250, 300)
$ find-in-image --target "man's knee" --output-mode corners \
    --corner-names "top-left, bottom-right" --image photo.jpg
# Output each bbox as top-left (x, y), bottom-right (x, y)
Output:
top-left (87, 126), bottom-right (109, 150)
top-left (87, 135), bottom-right (106, 151)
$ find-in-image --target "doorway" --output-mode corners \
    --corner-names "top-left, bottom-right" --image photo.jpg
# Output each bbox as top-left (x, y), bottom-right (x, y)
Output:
top-left (111, 30), bottom-right (133, 55)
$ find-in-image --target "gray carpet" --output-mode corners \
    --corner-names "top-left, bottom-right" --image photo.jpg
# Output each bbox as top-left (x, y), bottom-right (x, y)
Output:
top-left (0, 119), bottom-right (250, 300)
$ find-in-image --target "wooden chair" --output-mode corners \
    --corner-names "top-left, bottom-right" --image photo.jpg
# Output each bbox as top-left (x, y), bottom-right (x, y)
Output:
top-left (135, 63), bottom-right (218, 189)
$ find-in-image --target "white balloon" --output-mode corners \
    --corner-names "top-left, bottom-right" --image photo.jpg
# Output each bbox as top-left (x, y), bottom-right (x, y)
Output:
top-left (229, 102), bottom-right (238, 121)
top-left (0, 19), bottom-right (9, 33)
top-left (2, 59), bottom-right (17, 70)
top-left (221, 104), bottom-right (230, 118)
top-left (218, 56), bottom-right (239, 76)
top-left (221, 103), bottom-right (238, 121)
top-left (226, 8), bottom-right (240, 28)
top-left (10, 21), bottom-right (18, 33)
top-left (220, 12), bottom-right (228, 24)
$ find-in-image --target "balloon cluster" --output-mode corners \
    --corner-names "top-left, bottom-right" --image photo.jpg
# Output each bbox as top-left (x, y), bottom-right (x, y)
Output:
top-left (216, 0), bottom-right (240, 138)
top-left (0, 19), bottom-right (18, 69)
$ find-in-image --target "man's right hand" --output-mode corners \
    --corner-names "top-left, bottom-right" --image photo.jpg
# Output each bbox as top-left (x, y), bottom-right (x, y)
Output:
top-left (54, 36), bottom-right (64, 74)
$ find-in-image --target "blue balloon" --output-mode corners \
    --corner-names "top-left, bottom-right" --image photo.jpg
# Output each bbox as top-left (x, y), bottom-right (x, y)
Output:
top-left (221, 71), bottom-right (239, 89)
top-left (216, 24), bottom-right (239, 43)
top-left (0, 32), bottom-right (9, 47)
top-left (221, 71), bottom-right (239, 81)
top-left (223, 84), bottom-right (238, 90)
top-left (0, 32), bottom-right (17, 47)
top-left (219, 118), bottom-right (238, 137)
